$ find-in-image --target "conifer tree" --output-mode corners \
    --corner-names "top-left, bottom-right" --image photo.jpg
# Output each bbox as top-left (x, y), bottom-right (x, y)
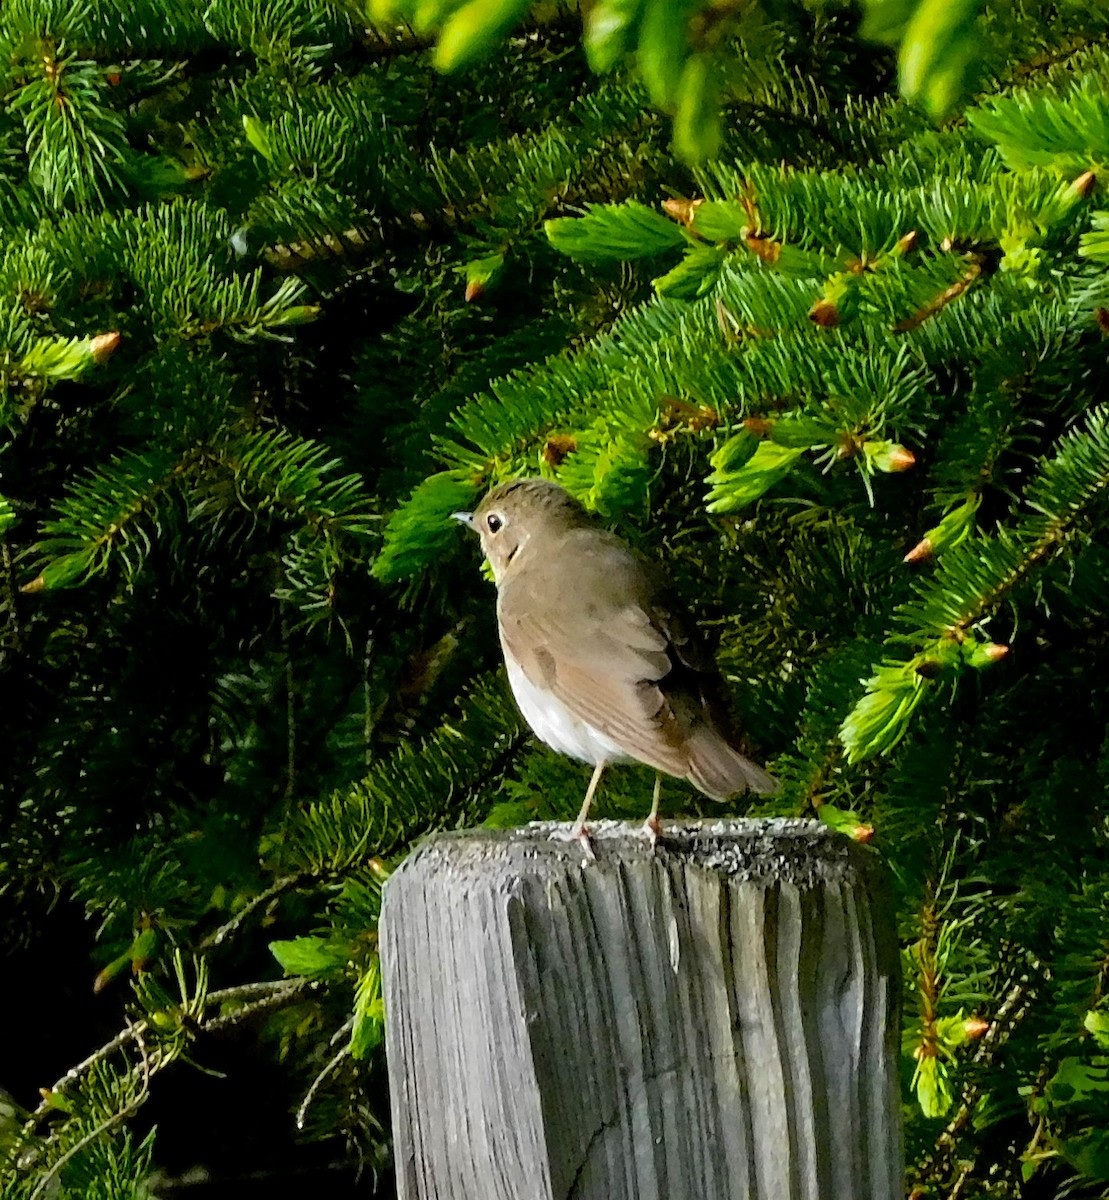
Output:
top-left (3, 1), bottom-right (1109, 1197)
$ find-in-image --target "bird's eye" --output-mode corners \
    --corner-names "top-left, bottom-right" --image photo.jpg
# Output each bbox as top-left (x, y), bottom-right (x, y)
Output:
top-left (486, 513), bottom-right (503, 534)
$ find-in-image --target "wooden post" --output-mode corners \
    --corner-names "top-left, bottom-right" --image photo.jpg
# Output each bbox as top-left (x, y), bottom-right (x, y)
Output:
top-left (380, 818), bottom-right (903, 1200)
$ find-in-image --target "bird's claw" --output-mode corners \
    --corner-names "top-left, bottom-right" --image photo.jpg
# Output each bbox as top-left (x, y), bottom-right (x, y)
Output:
top-left (640, 814), bottom-right (663, 849)
top-left (571, 822), bottom-right (596, 861)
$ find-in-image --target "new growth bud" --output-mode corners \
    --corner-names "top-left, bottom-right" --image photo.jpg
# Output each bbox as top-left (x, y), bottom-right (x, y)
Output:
top-left (863, 440), bottom-right (916, 473)
top-left (906, 496), bottom-right (980, 563)
top-left (90, 332), bottom-right (122, 362)
top-left (662, 197), bottom-right (703, 227)
top-left (963, 1016), bottom-right (990, 1039)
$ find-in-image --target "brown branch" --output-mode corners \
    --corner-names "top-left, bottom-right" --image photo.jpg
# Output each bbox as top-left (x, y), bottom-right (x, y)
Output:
top-left (894, 257), bottom-right (983, 334)
top-left (295, 1031), bottom-right (354, 1132)
top-left (937, 968), bottom-right (1038, 1153)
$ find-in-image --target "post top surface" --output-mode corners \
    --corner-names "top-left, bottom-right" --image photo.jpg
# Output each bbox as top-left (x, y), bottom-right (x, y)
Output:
top-left (390, 817), bottom-right (877, 890)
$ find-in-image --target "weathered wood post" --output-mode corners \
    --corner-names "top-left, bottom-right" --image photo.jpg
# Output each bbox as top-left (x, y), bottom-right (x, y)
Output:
top-left (380, 818), bottom-right (902, 1200)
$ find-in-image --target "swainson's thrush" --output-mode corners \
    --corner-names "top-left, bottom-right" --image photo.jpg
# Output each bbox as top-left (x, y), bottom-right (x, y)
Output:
top-left (454, 478), bottom-right (776, 847)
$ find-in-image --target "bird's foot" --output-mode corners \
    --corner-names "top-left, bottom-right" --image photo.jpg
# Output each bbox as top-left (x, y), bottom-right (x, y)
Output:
top-left (640, 813), bottom-right (663, 849)
top-left (569, 820), bottom-right (596, 861)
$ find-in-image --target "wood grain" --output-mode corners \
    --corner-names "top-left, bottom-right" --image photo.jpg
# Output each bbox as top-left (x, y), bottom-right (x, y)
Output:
top-left (381, 818), bottom-right (902, 1200)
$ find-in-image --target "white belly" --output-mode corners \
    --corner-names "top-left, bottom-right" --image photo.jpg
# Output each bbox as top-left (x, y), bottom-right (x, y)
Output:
top-left (505, 659), bottom-right (630, 767)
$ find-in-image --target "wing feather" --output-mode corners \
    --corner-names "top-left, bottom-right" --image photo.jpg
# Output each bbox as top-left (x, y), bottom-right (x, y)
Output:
top-left (497, 527), bottom-right (774, 796)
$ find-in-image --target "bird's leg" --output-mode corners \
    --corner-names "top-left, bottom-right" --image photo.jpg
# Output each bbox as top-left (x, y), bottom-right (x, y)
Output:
top-left (641, 774), bottom-right (663, 847)
top-left (570, 761), bottom-right (606, 857)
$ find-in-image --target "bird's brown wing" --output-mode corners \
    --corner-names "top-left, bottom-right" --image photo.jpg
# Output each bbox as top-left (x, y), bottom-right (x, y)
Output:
top-left (644, 593), bottom-right (777, 796)
top-left (496, 528), bottom-right (773, 794)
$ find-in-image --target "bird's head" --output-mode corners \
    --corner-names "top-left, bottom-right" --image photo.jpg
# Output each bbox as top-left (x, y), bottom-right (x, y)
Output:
top-left (453, 478), bottom-right (588, 584)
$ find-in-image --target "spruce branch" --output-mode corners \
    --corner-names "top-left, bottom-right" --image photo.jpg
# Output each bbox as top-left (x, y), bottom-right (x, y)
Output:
top-left (22, 445), bottom-right (190, 593)
top-left (278, 673), bottom-right (525, 874)
top-left (7, 44), bottom-right (130, 210)
top-left (200, 977), bottom-right (319, 1033)
top-left (905, 403), bottom-right (1109, 637)
top-left (210, 427), bottom-right (378, 540)
top-left (967, 77), bottom-right (1109, 176)
top-left (26, 1034), bottom-right (152, 1200)
top-left (912, 961), bottom-right (1041, 1193)
top-left (16, 973), bottom-right (317, 1148)
top-left (843, 405), bottom-right (1109, 762)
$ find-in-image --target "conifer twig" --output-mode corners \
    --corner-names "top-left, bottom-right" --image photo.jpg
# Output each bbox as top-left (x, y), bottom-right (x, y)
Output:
top-left (26, 978), bottom-right (315, 1127)
top-left (939, 968), bottom-right (1037, 1140)
top-left (28, 1032), bottom-right (153, 1200)
top-left (952, 505), bottom-right (1107, 639)
top-left (201, 977), bottom-right (319, 1033)
top-left (16, 980), bottom-right (316, 1189)
top-left (27, 1022), bottom-right (149, 1122)
top-left (295, 1033), bottom-right (354, 1131)
top-left (283, 610), bottom-right (297, 808)
top-left (894, 257), bottom-right (984, 333)
top-left (914, 962), bottom-right (1039, 1191)
top-left (199, 873), bottom-right (313, 949)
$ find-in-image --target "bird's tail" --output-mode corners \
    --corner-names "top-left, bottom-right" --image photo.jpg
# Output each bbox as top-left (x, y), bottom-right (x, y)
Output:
top-left (685, 727), bottom-right (778, 800)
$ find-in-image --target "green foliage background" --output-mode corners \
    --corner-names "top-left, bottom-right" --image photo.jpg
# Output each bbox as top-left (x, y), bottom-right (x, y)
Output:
top-left (3, 0), bottom-right (1109, 1195)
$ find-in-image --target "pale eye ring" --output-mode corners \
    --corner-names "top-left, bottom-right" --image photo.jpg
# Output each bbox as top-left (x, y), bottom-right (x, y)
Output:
top-left (486, 513), bottom-right (503, 534)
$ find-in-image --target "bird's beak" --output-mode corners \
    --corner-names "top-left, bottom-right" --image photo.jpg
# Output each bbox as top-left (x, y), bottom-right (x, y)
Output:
top-left (451, 511), bottom-right (475, 529)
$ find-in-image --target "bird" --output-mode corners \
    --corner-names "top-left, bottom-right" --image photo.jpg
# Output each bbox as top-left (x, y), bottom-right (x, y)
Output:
top-left (453, 478), bottom-right (776, 850)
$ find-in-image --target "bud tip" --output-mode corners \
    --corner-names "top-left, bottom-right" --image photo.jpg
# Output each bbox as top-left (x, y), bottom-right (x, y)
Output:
top-left (662, 197), bottom-right (702, 226)
top-left (90, 331), bottom-right (122, 362)
top-left (808, 297), bottom-right (839, 327)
